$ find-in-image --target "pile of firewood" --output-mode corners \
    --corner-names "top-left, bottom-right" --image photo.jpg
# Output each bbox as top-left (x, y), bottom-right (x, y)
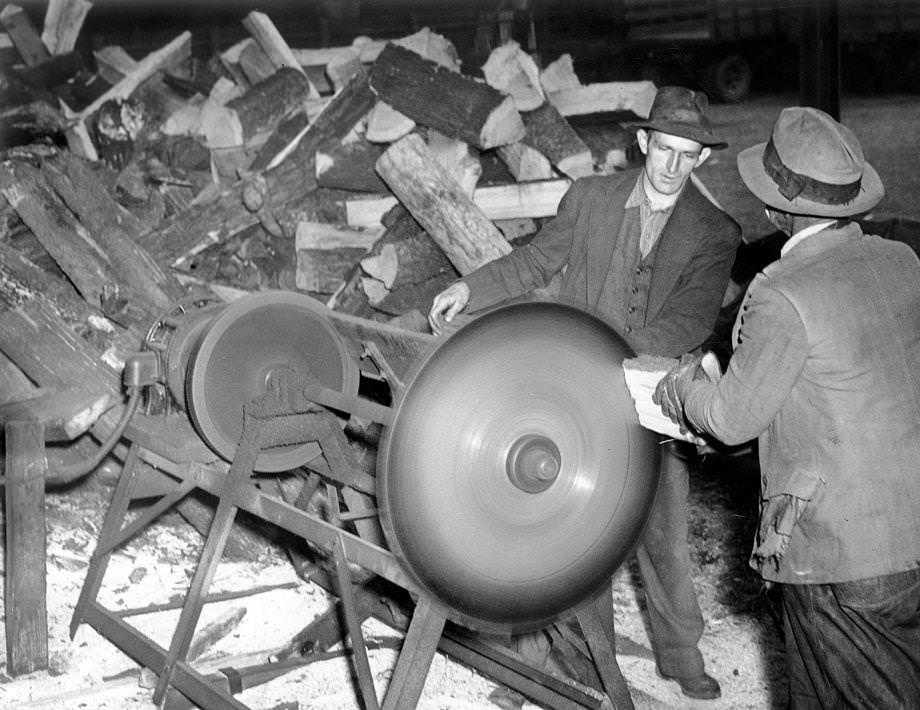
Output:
top-left (0, 2), bottom-right (656, 460)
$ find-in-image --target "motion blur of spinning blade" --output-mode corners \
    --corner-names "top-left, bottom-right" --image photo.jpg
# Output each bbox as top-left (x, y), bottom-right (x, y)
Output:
top-left (377, 301), bottom-right (661, 633)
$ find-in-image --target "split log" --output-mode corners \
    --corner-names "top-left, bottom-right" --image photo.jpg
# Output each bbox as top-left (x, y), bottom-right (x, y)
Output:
top-left (315, 136), bottom-right (387, 193)
top-left (522, 102), bottom-right (594, 179)
top-left (325, 51), bottom-right (363, 93)
top-left (376, 132), bottom-right (510, 275)
top-left (497, 140), bottom-right (554, 181)
top-left (539, 53), bottom-right (581, 94)
top-left (225, 67), bottom-right (316, 143)
top-left (248, 110), bottom-right (311, 172)
top-left (1, 4), bottom-right (50, 66)
top-left (291, 35), bottom-right (389, 67)
top-left (237, 40), bottom-right (277, 85)
top-left (41, 152), bottom-right (185, 307)
top-left (219, 37), bottom-right (256, 89)
top-left (482, 40), bottom-right (545, 112)
top-left (344, 177), bottom-right (571, 229)
top-left (548, 80), bottom-right (658, 119)
top-left (242, 10), bottom-right (319, 99)
top-left (369, 43), bottom-right (524, 150)
top-left (0, 160), bottom-right (141, 323)
top-left (75, 32), bottom-right (192, 122)
top-left (142, 70), bottom-right (376, 270)
top-left (364, 101), bottom-right (415, 144)
top-left (426, 130), bottom-right (482, 197)
top-left (92, 45), bottom-right (188, 125)
top-left (295, 222), bottom-right (380, 294)
top-left (41, 0), bottom-right (92, 55)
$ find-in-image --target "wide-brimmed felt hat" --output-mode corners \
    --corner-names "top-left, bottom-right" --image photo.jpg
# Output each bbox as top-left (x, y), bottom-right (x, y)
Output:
top-left (737, 106), bottom-right (884, 217)
top-left (632, 86), bottom-right (727, 149)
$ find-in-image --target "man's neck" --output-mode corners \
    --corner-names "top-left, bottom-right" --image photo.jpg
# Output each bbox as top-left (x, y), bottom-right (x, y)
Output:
top-left (641, 171), bottom-right (682, 211)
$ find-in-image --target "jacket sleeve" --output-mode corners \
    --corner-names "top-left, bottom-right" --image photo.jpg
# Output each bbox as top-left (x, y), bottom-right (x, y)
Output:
top-left (625, 216), bottom-right (741, 357)
top-left (462, 180), bottom-right (584, 313)
top-left (682, 278), bottom-right (808, 445)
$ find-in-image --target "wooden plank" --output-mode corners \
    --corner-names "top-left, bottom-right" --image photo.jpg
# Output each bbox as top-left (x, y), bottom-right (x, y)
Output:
top-left (4, 420), bottom-right (49, 676)
top-left (345, 178), bottom-right (571, 229)
top-left (41, 0), bottom-right (92, 55)
top-left (0, 389), bottom-right (114, 442)
top-left (0, 4), bottom-right (50, 66)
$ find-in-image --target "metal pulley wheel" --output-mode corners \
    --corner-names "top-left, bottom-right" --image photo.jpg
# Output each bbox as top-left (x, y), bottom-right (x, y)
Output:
top-left (183, 291), bottom-right (360, 472)
top-left (378, 301), bottom-right (660, 633)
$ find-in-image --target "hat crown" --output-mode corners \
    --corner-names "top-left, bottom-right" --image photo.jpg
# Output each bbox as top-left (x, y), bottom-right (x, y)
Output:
top-left (772, 107), bottom-right (866, 185)
top-left (647, 86), bottom-right (712, 131)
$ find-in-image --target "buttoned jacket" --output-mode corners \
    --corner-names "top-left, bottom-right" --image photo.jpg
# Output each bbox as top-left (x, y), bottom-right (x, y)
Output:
top-left (684, 224), bottom-right (920, 583)
top-left (462, 169), bottom-right (742, 357)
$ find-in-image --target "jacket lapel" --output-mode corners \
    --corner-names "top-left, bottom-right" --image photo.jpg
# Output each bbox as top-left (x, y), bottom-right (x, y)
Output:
top-left (586, 173), bottom-right (635, 306)
top-left (646, 183), bottom-right (706, 319)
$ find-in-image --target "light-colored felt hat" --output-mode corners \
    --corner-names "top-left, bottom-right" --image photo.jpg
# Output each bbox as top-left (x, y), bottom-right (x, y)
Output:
top-left (737, 106), bottom-right (884, 217)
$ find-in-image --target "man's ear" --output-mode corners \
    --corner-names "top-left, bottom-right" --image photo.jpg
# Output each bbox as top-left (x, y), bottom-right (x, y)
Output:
top-left (636, 128), bottom-right (650, 155)
top-left (695, 146), bottom-right (712, 168)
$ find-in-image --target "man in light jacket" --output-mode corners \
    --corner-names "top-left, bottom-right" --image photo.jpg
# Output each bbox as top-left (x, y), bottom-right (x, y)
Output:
top-left (656, 106), bottom-right (920, 709)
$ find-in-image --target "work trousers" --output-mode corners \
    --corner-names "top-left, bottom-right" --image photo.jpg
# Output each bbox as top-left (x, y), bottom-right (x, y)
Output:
top-left (781, 567), bottom-right (920, 710)
top-left (633, 440), bottom-right (706, 678)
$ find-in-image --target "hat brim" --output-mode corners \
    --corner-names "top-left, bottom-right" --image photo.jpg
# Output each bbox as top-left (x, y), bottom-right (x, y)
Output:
top-left (737, 143), bottom-right (884, 218)
top-left (632, 119), bottom-right (728, 149)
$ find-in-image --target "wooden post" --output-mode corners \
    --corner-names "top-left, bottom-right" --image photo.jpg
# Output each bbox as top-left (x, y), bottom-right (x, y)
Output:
top-left (4, 420), bottom-right (49, 676)
top-left (799, 0), bottom-right (840, 120)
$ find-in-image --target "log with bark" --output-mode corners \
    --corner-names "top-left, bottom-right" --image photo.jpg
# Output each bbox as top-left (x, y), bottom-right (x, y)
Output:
top-left (369, 43), bottom-right (525, 150)
top-left (375, 132), bottom-right (511, 275)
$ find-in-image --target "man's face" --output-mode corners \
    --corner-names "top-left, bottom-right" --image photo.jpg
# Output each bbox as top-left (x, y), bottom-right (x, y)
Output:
top-left (637, 129), bottom-right (711, 198)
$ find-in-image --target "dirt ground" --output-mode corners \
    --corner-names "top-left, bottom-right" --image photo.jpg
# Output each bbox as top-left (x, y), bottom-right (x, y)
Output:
top-left (2, 92), bottom-right (918, 710)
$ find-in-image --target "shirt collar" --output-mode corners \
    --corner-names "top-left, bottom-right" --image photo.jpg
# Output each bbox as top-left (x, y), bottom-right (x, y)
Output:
top-left (625, 172), bottom-right (680, 213)
top-left (780, 221), bottom-right (836, 257)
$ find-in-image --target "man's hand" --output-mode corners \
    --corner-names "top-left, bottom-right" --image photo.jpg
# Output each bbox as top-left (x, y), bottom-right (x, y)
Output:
top-left (653, 353), bottom-right (703, 432)
top-left (428, 281), bottom-right (471, 335)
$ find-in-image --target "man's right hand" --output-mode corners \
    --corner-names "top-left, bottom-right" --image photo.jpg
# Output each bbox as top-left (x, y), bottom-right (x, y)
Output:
top-left (428, 281), bottom-right (471, 335)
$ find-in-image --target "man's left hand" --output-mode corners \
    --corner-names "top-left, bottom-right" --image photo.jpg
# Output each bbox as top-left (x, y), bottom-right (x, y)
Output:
top-left (653, 354), bottom-right (703, 431)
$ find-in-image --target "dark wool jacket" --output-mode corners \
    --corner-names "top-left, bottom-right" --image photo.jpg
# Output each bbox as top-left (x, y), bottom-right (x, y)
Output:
top-left (462, 169), bottom-right (742, 358)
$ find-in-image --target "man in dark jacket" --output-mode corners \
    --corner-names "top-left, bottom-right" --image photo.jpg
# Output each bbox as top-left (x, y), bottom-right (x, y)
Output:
top-left (656, 106), bottom-right (920, 709)
top-left (429, 86), bottom-right (742, 699)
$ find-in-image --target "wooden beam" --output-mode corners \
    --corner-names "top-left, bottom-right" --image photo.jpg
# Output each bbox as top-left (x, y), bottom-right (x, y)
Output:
top-left (0, 389), bottom-right (114, 442)
top-left (4, 420), bottom-right (49, 676)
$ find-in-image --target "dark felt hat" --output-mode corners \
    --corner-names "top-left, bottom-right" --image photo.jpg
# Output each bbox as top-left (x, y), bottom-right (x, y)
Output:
top-left (632, 86), bottom-right (727, 149)
top-left (737, 106), bottom-right (884, 217)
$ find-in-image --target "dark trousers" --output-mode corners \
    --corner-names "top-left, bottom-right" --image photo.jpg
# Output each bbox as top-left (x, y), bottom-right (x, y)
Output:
top-left (633, 440), bottom-right (706, 678)
top-left (781, 567), bottom-right (920, 710)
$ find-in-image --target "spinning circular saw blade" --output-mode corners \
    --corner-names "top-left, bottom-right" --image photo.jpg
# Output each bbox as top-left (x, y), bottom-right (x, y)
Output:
top-left (378, 301), bottom-right (660, 633)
